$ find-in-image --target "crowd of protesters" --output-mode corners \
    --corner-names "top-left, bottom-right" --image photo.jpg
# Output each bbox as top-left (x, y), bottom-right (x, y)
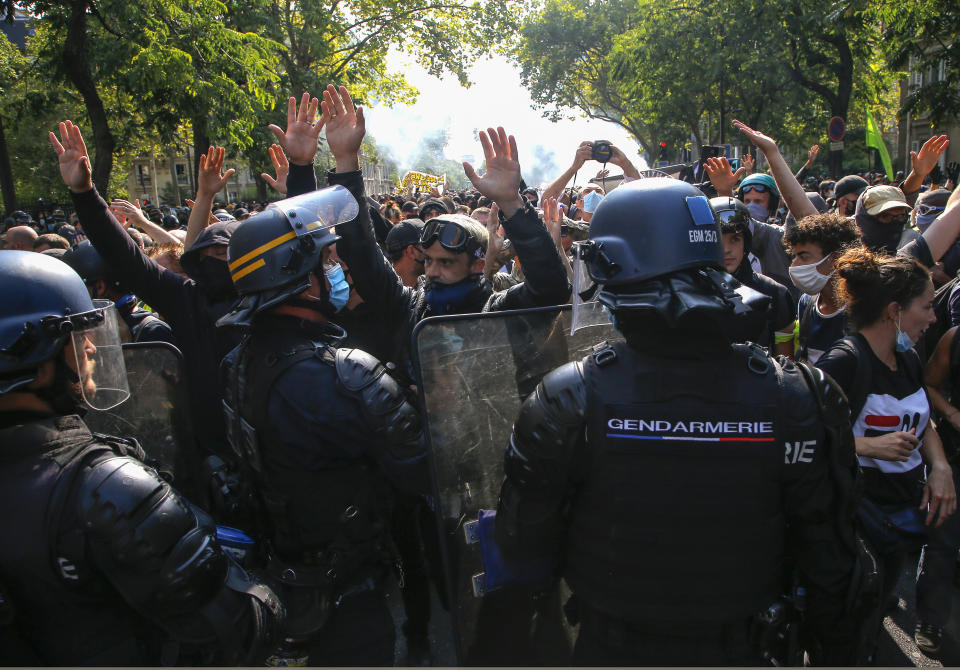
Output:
top-left (3, 80), bottom-right (960, 665)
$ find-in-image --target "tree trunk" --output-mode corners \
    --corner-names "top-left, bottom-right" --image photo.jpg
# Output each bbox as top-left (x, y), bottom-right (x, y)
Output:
top-left (167, 149), bottom-right (182, 205)
top-left (0, 116), bottom-right (16, 212)
top-left (62, 0), bottom-right (115, 195)
top-left (191, 116), bottom-right (210, 197)
top-left (252, 158), bottom-right (267, 201)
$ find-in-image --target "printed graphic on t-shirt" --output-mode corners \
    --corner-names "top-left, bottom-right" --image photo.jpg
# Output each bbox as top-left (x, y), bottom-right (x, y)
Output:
top-left (853, 388), bottom-right (927, 473)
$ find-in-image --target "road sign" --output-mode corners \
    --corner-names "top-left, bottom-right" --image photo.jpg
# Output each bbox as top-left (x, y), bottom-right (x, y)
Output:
top-left (830, 141), bottom-right (844, 151)
top-left (828, 117), bottom-right (846, 142)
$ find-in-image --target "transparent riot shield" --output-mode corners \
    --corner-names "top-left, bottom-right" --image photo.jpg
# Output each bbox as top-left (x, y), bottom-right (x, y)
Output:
top-left (413, 302), bottom-right (622, 665)
top-left (84, 342), bottom-right (192, 487)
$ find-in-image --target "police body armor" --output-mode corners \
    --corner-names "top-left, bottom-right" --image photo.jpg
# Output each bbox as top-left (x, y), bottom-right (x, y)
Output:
top-left (222, 323), bottom-right (397, 640)
top-left (565, 340), bottom-right (809, 623)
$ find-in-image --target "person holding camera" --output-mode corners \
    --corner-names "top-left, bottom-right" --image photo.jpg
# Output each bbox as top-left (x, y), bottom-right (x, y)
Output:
top-left (541, 140), bottom-right (642, 209)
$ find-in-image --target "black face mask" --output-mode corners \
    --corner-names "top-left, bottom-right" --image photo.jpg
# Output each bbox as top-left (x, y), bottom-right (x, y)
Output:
top-left (195, 256), bottom-right (237, 301)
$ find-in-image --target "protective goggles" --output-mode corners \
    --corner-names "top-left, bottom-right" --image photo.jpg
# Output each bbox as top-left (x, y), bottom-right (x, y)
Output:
top-left (420, 220), bottom-right (483, 258)
top-left (916, 203), bottom-right (945, 217)
top-left (740, 183), bottom-right (771, 194)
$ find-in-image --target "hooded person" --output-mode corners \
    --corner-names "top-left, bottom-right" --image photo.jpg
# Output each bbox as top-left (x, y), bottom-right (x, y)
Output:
top-left (50, 120), bottom-right (244, 500)
top-left (855, 184), bottom-right (919, 256)
top-left (833, 175), bottom-right (869, 217)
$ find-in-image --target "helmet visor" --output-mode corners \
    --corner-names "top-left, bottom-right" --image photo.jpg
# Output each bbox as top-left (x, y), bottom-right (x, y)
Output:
top-left (267, 184), bottom-right (360, 236)
top-left (69, 301), bottom-right (130, 410)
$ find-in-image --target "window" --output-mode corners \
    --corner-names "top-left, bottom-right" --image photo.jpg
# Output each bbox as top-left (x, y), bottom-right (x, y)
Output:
top-left (136, 164), bottom-right (151, 186)
top-left (176, 164), bottom-right (188, 185)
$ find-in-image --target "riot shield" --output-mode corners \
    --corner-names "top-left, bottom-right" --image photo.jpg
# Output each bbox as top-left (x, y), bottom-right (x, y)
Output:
top-left (84, 342), bottom-right (194, 490)
top-left (413, 302), bottom-right (622, 665)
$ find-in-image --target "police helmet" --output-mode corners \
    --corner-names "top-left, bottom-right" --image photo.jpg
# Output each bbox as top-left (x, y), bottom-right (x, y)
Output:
top-left (0, 251), bottom-right (129, 407)
top-left (583, 178), bottom-right (723, 290)
top-left (61, 241), bottom-right (118, 288)
top-left (161, 213), bottom-right (180, 230)
top-left (11, 210), bottom-right (33, 224)
top-left (218, 186), bottom-right (358, 327)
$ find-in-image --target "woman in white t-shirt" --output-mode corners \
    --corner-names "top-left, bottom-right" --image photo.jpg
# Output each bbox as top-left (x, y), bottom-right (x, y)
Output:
top-left (817, 248), bottom-right (956, 658)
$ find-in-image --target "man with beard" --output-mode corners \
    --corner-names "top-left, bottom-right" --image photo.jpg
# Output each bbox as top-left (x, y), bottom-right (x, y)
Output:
top-left (0, 251), bottom-right (282, 665)
top-left (49, 121), bottom-right (244, 498)
top-left (273, 87), bottom-right (570, 386)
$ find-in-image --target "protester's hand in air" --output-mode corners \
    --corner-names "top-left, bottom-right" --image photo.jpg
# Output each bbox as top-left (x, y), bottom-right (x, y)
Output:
top-left (608, 143), bottom-right (641, 179)
top-left (184, 198), bottom-right (218, 225)
top-left (485, 202), bottom-right (504, 255)
top-left (49, 120), bottom-right (93, 193)
top-left (922, 463), bottom-right (957, 527)
top-left (463, 127), bottom-right (525, 218)
top-left (733, 120), bottom-right (779, 157)
top-left (862, 428), bottom-right (919, 462)
top-left (260, 144), bottom-right (289, 195)
top-left (321, 84), bottom-right (365, 172)
top-left (911, 135), bottom-right (950, 179)
top-left (806, 144), bottom-right (820, 166)
top-left (704, 157), bottom-right (745, 196)
top-left (742, 153), bottom-right (755, 173)
top-left (571, 142), bottom-right (593, 170)
top-left (110, 199), bottom-right (149, 229)
top-left (268, 92), bottom-right (324, 166)
top-left (542, 197), bottom-right (563, 246)
top-left (196, 146), bottom-right (235, 198)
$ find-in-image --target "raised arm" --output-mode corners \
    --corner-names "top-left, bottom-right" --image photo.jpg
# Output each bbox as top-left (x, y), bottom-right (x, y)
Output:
top-left (269, 93), bottom-right (324, 197)
top-left (901, 135), bottom-right (950, 200)
top-left (109, 198), bottom-right (180, 247)
top-left (185, 146), bottom-right (234, 249)
top-left (540, 142), bottom-right (593, 202)
top-left (733, 120), bottom-right (818, 221)
top-left (49, 120), bottom-right (189, 318)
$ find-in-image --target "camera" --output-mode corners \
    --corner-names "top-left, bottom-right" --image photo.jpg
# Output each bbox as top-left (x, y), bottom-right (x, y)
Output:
top-left (592, 141), bottom-right (613, 163)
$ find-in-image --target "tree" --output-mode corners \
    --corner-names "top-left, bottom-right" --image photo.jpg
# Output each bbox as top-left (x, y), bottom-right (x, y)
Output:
top-left (0, 33), bottom-right (24, 211)
top-left (871, 0), bottom-right (960, 125)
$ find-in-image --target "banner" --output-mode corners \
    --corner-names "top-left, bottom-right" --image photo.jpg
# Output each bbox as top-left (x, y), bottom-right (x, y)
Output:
top-left (398, 170), bottom-right (445, 190)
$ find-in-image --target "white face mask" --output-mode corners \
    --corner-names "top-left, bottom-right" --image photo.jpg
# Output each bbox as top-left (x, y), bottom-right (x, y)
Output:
top-left (788, 260), bottom-right (832, 296)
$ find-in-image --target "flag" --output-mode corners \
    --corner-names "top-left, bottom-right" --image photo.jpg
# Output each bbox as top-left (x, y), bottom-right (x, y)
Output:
top-left (865, 107), bottom-right (893, 181)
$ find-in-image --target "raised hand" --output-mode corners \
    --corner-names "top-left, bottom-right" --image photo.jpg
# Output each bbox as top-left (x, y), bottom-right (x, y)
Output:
top-left (608, 143), bottom-right (641, 179)
top-left (196, 146), bottom-right (235, 198)
top-left (732, 119), bottom-right (778, 157)
top-left (48, 120), bottom-right (93, 193)
top-left (260, 144), bottom-right (289, 195)
top-left (704, 157), bottom-right (746, 196)
top-left (109, 198), bottom-right (149, 229)
top-left (912, 135), bottom-right (950, 178)
top-left (806, 144), bottom-right (820, 166)
top-left (463, 127), bottom-right (525, 217)
top-left (572, 142), bottom-right (593, 169)
top-left (321, 84), bottom-right (365, 172)
top-left (542, 197), bottom-right (563, 245)
top-left (742, 153), bottom-right (755, 173)
top-left (485, 202), bottom-right (504, 255)
top-left (268, 92), bottom-right (324, 166)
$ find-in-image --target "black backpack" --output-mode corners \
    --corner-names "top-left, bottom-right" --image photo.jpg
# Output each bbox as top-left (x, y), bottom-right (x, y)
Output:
top-left (919, 273), bottom-right (959, 362)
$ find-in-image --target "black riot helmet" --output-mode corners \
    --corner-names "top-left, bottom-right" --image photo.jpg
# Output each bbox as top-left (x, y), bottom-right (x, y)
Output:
top-left (61, 240), bottom-right (121, 291)
top-left (0, 251), bottom-right (130, 409)
top-left (217, 186), bottom-right (358, 327)
top-left (575, 178), bottom-right (768, 342)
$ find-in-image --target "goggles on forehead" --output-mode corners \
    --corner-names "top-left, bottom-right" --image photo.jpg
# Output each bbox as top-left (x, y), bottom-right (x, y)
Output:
top-left (740, 183), bottom-right (771, 195)
top-left (420, 219), bottom-right (483, 258)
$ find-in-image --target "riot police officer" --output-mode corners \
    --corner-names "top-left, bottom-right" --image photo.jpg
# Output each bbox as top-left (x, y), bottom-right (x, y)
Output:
top-left (494, 178), bottom-right (860, 665)
top-left (217, 187), bottom-right (429, 666)
top-left (0, 251), bottom-right (281, 665)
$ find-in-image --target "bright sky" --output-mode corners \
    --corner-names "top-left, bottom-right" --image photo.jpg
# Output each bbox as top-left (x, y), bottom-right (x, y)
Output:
top-left (363, 53), bottom-right (649, 187)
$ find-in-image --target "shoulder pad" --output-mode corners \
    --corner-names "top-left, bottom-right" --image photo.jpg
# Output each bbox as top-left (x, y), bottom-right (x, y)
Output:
top-left (507, 361), bottom-right (586, 487)
top-left (78, 456), bottom-right (196, 564)
top-left (335, 347), bottom-right (384, 392)
top-left (538, 360), bottom-right (588, 420)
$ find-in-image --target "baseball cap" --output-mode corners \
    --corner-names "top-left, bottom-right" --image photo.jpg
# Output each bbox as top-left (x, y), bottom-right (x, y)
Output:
top-left (834, 175), bottom-right (869, 201)
top-left (385, 219), bottom-right (425, 253)
top-left (401, 201), bottom-right (419, 214)
top-left (862, 185), bottom-right (909, 216)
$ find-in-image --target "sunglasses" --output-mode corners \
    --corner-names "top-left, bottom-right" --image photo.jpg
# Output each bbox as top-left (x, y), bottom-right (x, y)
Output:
top-left (421, 220), bottom-right (482, 257)
top-left (740, 183), bottom-right (771, 194)
top-left (916, 204), bottom-right (945, 216)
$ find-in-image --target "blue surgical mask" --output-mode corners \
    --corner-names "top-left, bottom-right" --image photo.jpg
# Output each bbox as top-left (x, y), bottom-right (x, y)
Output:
top-left (325, 263), bottom-right (351, 312)
top-left (915, 212), bottom-right (940, 233)
top-left (746, 202), bottom-right (768, 222)
top-left (583, 191), bottom-right (604, 213)
top-left (896, 312), bottom-right (915, 353)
